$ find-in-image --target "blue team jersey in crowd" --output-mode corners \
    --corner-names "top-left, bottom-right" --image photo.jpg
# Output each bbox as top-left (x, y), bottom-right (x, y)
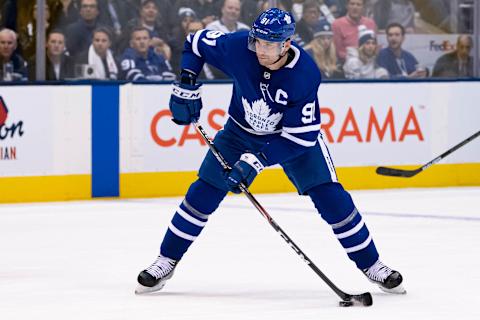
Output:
top-left (120, 47), bottom-right (176, 81)
top-left (181, 30), bottom-right (322, 165)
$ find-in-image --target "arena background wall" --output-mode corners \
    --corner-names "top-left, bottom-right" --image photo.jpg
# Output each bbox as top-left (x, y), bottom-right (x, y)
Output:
top-left (1, 81), bottom-right (479, 203)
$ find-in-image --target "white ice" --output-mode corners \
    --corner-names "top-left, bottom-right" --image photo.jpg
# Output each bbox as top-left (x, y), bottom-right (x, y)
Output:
top-left (1, 187), bottom-right (479, 320)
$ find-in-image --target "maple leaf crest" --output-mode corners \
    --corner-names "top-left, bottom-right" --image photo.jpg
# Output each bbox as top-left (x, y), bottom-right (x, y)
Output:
top-left (242, 97), bottom-right (282, 133)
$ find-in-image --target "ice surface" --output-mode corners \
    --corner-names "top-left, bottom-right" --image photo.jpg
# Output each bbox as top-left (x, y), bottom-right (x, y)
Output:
top-left (0, 187), bottom-right (479, 320)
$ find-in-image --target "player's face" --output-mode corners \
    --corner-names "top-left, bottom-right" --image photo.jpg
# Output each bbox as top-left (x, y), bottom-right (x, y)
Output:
top-left (386, 26), bottom-right (404, 50)
top-left (255, 38), bottom-right (284, 66)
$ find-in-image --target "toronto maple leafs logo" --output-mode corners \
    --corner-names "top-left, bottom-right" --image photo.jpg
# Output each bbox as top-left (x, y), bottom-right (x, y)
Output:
top-left (284, 15), bottom-right (292, 24)
top-left (242, 97), bottom-right (282, 133)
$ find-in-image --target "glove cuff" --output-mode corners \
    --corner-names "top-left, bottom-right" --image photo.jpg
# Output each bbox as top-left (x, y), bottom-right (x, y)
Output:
top-left (240, 153), bottom-right (266, 174)
top-left (172, 82), bottom-right (202, 100)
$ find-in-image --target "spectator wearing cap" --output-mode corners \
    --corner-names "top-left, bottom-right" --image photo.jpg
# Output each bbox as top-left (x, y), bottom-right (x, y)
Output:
top-left (171, 0), bottom-right (220, 28)
top-left (28, 30), bottom-right (75, 81)
top-left (376, 23), bottom-right (426, 79)
top-left (65, 0), bottom-right (105, 55)
top-left (304, 19), bottom-right (344, 79)
top-left (169, 7), bottom-right (199, 75)
top-left (119, 26), bottom-right (176, 81)
top-left (120, 0), bottom-right (171, 60)
top-left (75, 27), bottom-right (119, 79)
top-left (332, 0), bottom-right (376, 62)
top-left (343, 25), bottom-right (388, 79)
top-left (0, 28), bottom-right (28, 82)
top-left (294, 0), bottom-right (322, 47)
top-left (205, 0), bottom-right (249, 33)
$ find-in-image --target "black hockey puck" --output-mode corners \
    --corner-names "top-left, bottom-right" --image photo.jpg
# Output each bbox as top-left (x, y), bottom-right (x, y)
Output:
top-left (339, 300), bottom-right (354, 307)
top-left (361, 292), bottom-right (373, 306)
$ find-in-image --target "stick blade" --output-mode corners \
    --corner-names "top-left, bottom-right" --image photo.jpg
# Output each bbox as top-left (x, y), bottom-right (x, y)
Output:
top-left (340, 292), bottom-right (373, 307)
top-left (376, 166), bottom-right (420, 178)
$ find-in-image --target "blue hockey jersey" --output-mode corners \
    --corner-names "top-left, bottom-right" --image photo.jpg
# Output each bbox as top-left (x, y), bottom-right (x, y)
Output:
top-left (182, 30), bottom-right (322, 166)
top-left (120, 47), bottom-right (176, 81)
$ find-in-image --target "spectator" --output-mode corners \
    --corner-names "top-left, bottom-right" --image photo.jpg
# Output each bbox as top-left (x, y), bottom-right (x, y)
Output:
top-left (259, 0), bottom-right (293, 13)
top-left (304, 19), bottom-right (344, 79)
top-left (206, 0), bottom-right (249, 33)
top-left (98, 0), bottom-right (136, 38)
top-left (75, 27), bottom-right (119, 79)
top-left (294, 0), bottom-right (321, 46)
top-left (169, 7), bottom-right (199, 75)
top-left (373, 0), bottom-right (415, 33)
top-left (376, 23), bottom-right (426, 79)
top-left (18, 2), bottom-right (53, 63)
top-left (0, 28), bottom-right (28, 81)
top-left (128, 0), bottom-right (173, 31)
top-left (343, 26), bottom-right (388, 79)
top-left (432, 35), bottom-right (473, 78)
top-left (120, 26), bottom-right (175, 81)
top-left (121, 0), bottom-right (171, 60)
top-left (204, 0), bottom-right (248, 79)
top-left (28, 30), bottom-right (75, 81)
top-left (240, 0), bottom-right (260, 26)
top-left (1, 0), bottom-right (16, 31)
top-left (291, 0), bottom-right (304, 22)
top-left (65, 0), bottom-right (104, 55)
top-left (50, 0), bottom-right (80, 31)
top-left (332, 0), bottom-right (377, 62)
top-left (171, 0), bottom-right (221, 28)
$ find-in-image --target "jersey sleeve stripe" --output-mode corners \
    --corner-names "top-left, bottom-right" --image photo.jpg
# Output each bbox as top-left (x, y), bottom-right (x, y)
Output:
top-left (283, 124), bottom-right (320, 134)
top-left (192, 29), bottom-right (206, 57)
top-left (280, 131), bottom-right (317, 147)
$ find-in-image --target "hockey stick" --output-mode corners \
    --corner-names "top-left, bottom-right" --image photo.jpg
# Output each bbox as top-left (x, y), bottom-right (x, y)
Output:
top-left (376, 129), bottom-right (480, 178)
top-left (193, 121), bottom-right (372, 307)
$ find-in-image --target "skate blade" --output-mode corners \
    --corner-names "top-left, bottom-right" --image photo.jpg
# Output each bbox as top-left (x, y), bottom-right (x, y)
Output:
top-left (135, 281), bottom-right (167, 295)
top-left (379, 283), bottom-right (407, 295)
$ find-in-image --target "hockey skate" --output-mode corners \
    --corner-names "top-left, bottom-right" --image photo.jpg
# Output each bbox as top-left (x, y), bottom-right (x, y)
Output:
top-left (363, 260), bottom-right (406, 294)
top-left (135, 255), bottom-right (177, 294)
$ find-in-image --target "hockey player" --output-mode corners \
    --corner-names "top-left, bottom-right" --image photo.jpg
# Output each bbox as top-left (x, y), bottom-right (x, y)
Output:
top-left (136, 8), bottom-right (405, 295)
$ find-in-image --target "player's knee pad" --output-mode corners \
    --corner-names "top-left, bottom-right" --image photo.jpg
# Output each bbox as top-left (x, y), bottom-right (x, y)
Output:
top-left (185, 178), bottom-right (228, 215)
top-left (306, 182), bottom-right (355, 225)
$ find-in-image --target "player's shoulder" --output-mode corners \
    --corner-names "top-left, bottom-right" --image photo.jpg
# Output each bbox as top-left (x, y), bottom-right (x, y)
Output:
top-left (285, 43), bottom-right (321, 83)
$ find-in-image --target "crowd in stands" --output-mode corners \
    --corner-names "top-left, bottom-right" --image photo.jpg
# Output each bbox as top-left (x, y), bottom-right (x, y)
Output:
top-left (0, 0), bottom-right (475, 82)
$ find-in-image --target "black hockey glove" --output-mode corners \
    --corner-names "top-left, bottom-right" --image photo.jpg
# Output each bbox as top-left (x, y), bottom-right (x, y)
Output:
top-left (169, 70), bottom-right (202, 125)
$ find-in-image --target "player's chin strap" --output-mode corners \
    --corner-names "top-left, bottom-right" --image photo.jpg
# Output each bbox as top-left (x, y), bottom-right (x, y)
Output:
top-left (191, 120), bottom-right (373, 307)
top-left (269, 42), bottom-right (295, 67)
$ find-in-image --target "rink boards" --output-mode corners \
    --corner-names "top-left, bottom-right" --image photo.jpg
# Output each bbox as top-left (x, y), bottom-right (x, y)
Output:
top-left (0, 81), bottom-right (479, 202)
